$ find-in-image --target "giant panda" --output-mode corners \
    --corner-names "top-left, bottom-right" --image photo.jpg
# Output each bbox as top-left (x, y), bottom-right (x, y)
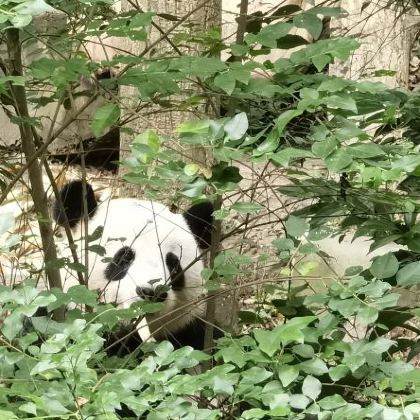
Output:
top-left (52, 180), bottom-right (221, 352)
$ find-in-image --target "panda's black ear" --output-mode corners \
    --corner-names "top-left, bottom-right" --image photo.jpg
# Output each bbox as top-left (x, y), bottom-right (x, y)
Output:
top-left (183, 201), bottom-right (214, 249)
top-left (53, 180), bottom-right (97, 228)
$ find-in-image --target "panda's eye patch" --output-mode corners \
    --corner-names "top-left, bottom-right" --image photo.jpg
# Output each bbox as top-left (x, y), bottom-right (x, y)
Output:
top-left (165, 252), bottom-right (185, 290)
top-left (105, 246), bottom-right (135, 281)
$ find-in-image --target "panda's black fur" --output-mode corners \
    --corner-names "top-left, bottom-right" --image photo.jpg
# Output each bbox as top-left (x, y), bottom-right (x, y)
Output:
top-left (52, 180), bottom-right (223, 353)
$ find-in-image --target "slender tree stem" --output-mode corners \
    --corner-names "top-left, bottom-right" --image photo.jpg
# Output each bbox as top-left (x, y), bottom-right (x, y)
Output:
top-left (5, 28), bottom-right (64, 320)
top-left (236, 0), bottom-right (249, 45)
top-left (202, 194), bottom-right (222, 367)
top-left (202, 0), bottom-right (249, 366)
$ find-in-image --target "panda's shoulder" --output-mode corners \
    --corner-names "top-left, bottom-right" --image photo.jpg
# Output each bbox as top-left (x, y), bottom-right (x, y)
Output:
top-left (98, 198), bottom-right (187, 231)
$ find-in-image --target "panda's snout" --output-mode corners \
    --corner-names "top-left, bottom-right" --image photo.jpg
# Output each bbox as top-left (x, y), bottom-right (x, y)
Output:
top-left (136, 286), bottom-right (168, 302)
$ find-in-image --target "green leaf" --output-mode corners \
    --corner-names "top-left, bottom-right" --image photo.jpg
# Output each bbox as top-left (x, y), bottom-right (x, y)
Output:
top-left (19, 402), bottom-right (37, 416)
top-left (41, 333), bottom-right (67, 354)
top-left (307, 226), bottom-right (332, 241)
top-left (13, 0), bottom-right (54, 17)
top-left (292, 344), bottom-right (314, 358)
top-left (170, 56), bottom-right (227, 78)
top-left (182, 178), bottom-right (208, 198)
top-left (254, 130), bottom-right (279, 155)
top-left (0, 410), bottom-right (18, 419)
top-left (30, 360), bottom-right (57, 376)
top-left (271, 148), bottom-right (314, 166)
top-left (154, 341), bottom-right (174, 360)
top-left (184, 163), bottom-right (200, 176)
top-left (241, 408), bottom-right (267, 419)
top-left (325, 94), bottom-right (358, 113)
top-left (241, 367), bottom-right (273, 384)
top-left (177, 119), bottom-right (210, 134)
top-left (318, 395), bottom-right (347, 410)
top-left (325, 149), bottom-right (353, 172)
top-left (214, 72), bottom-right (236, 95)
top-left (67, 262), bottom-right (86, 272)
top-left (224, 112), bottom-right (248, 140)
top-left (293, 13), bottom-right (322, 39)
top-left (246, 22), bottom-right (292, 48)
top-left (213, 376), bottom-right (235, 395)
top-left (348, 143), bottom-right (386, 158)
top-left (289, 394), bottom-right (310, 409)
top-left (302, 375), bottom-right (322, 400)
top-left (392, 155), bottom-right (420, 172)
top-left (275, 109), bottom-right (303, 135)
top-left (2, 311), bottom-right (24, 340)
top-left (119, 68), bottom-right (180, 98)
top-left (285, 215), bottom-right (309, 238)
top-left (132, 129), bottom-right (160, 163)
top-left (291, 37), bottom-right (358, 68)
top-left (277, 34), bottom-right (309, 50)
top-left (357, 306), bottom-right (379, 326)
top-left (230, 43), bottom-right (250, 56)
top-left (299, 358), bottom-right (328, 375)
top-left (312, 54), bottom-right (331, 71)
top-left (254, 329), bottom-right (281, 357)
top-left (373, 293), bottom-right (400, 310)
top-left (130, 11), bottom-right (155, 27)
top-left (278, 316), bottom-right (316, 346)
top-left (91, 103), bottom-right (120, 137)
top-left (329, 365), bottom-right (349, 381)
top-left (318, 77), bottom-right (350, 92)
top-left (231, 202), bottom-right (262, 214)
top-left (370, 253), bottom-right (399, 279)
top-left (342, 354), bottom-right (365, 372)
top-left (396, 261), bottom-right (420, 286)
top-left (66, 285), bottom-right (98, 307)
top-left (211, 164), bottom-right (242, 185)
top-left (272, 238), bottom-right (295, 251)
top-left (10, 13), bottom-right (32, 28)
top-left (311, 138), bottom-right (337, 158)
top-left (88, 244), bottom-right (106, 256)
top-left (278, 365), bottom-right (299, 387)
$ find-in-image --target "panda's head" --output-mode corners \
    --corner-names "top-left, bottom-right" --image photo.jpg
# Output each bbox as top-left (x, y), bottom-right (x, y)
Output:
top-left (53, 180), bottom-right (213, 336)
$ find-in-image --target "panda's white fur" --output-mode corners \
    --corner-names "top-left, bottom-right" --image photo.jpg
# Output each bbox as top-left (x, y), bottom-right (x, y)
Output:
top-left (54, 181), bottom-right (214, 347)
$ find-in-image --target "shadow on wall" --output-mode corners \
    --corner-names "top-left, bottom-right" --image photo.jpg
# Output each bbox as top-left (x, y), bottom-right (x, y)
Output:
top-left (49, 128), bottom-right (120, 172)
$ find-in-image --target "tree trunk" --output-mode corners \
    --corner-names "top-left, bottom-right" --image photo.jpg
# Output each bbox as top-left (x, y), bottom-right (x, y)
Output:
top-left (0, 12), bottom-right (110, 152)
top-left (5, 28), bottom-right (64, 321)
top-left (329, 0), bottom-right (414, 87)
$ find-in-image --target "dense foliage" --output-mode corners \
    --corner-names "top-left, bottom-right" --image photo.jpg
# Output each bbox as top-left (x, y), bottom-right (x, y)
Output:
top-left (0, 0), bottom-right (419, 418)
